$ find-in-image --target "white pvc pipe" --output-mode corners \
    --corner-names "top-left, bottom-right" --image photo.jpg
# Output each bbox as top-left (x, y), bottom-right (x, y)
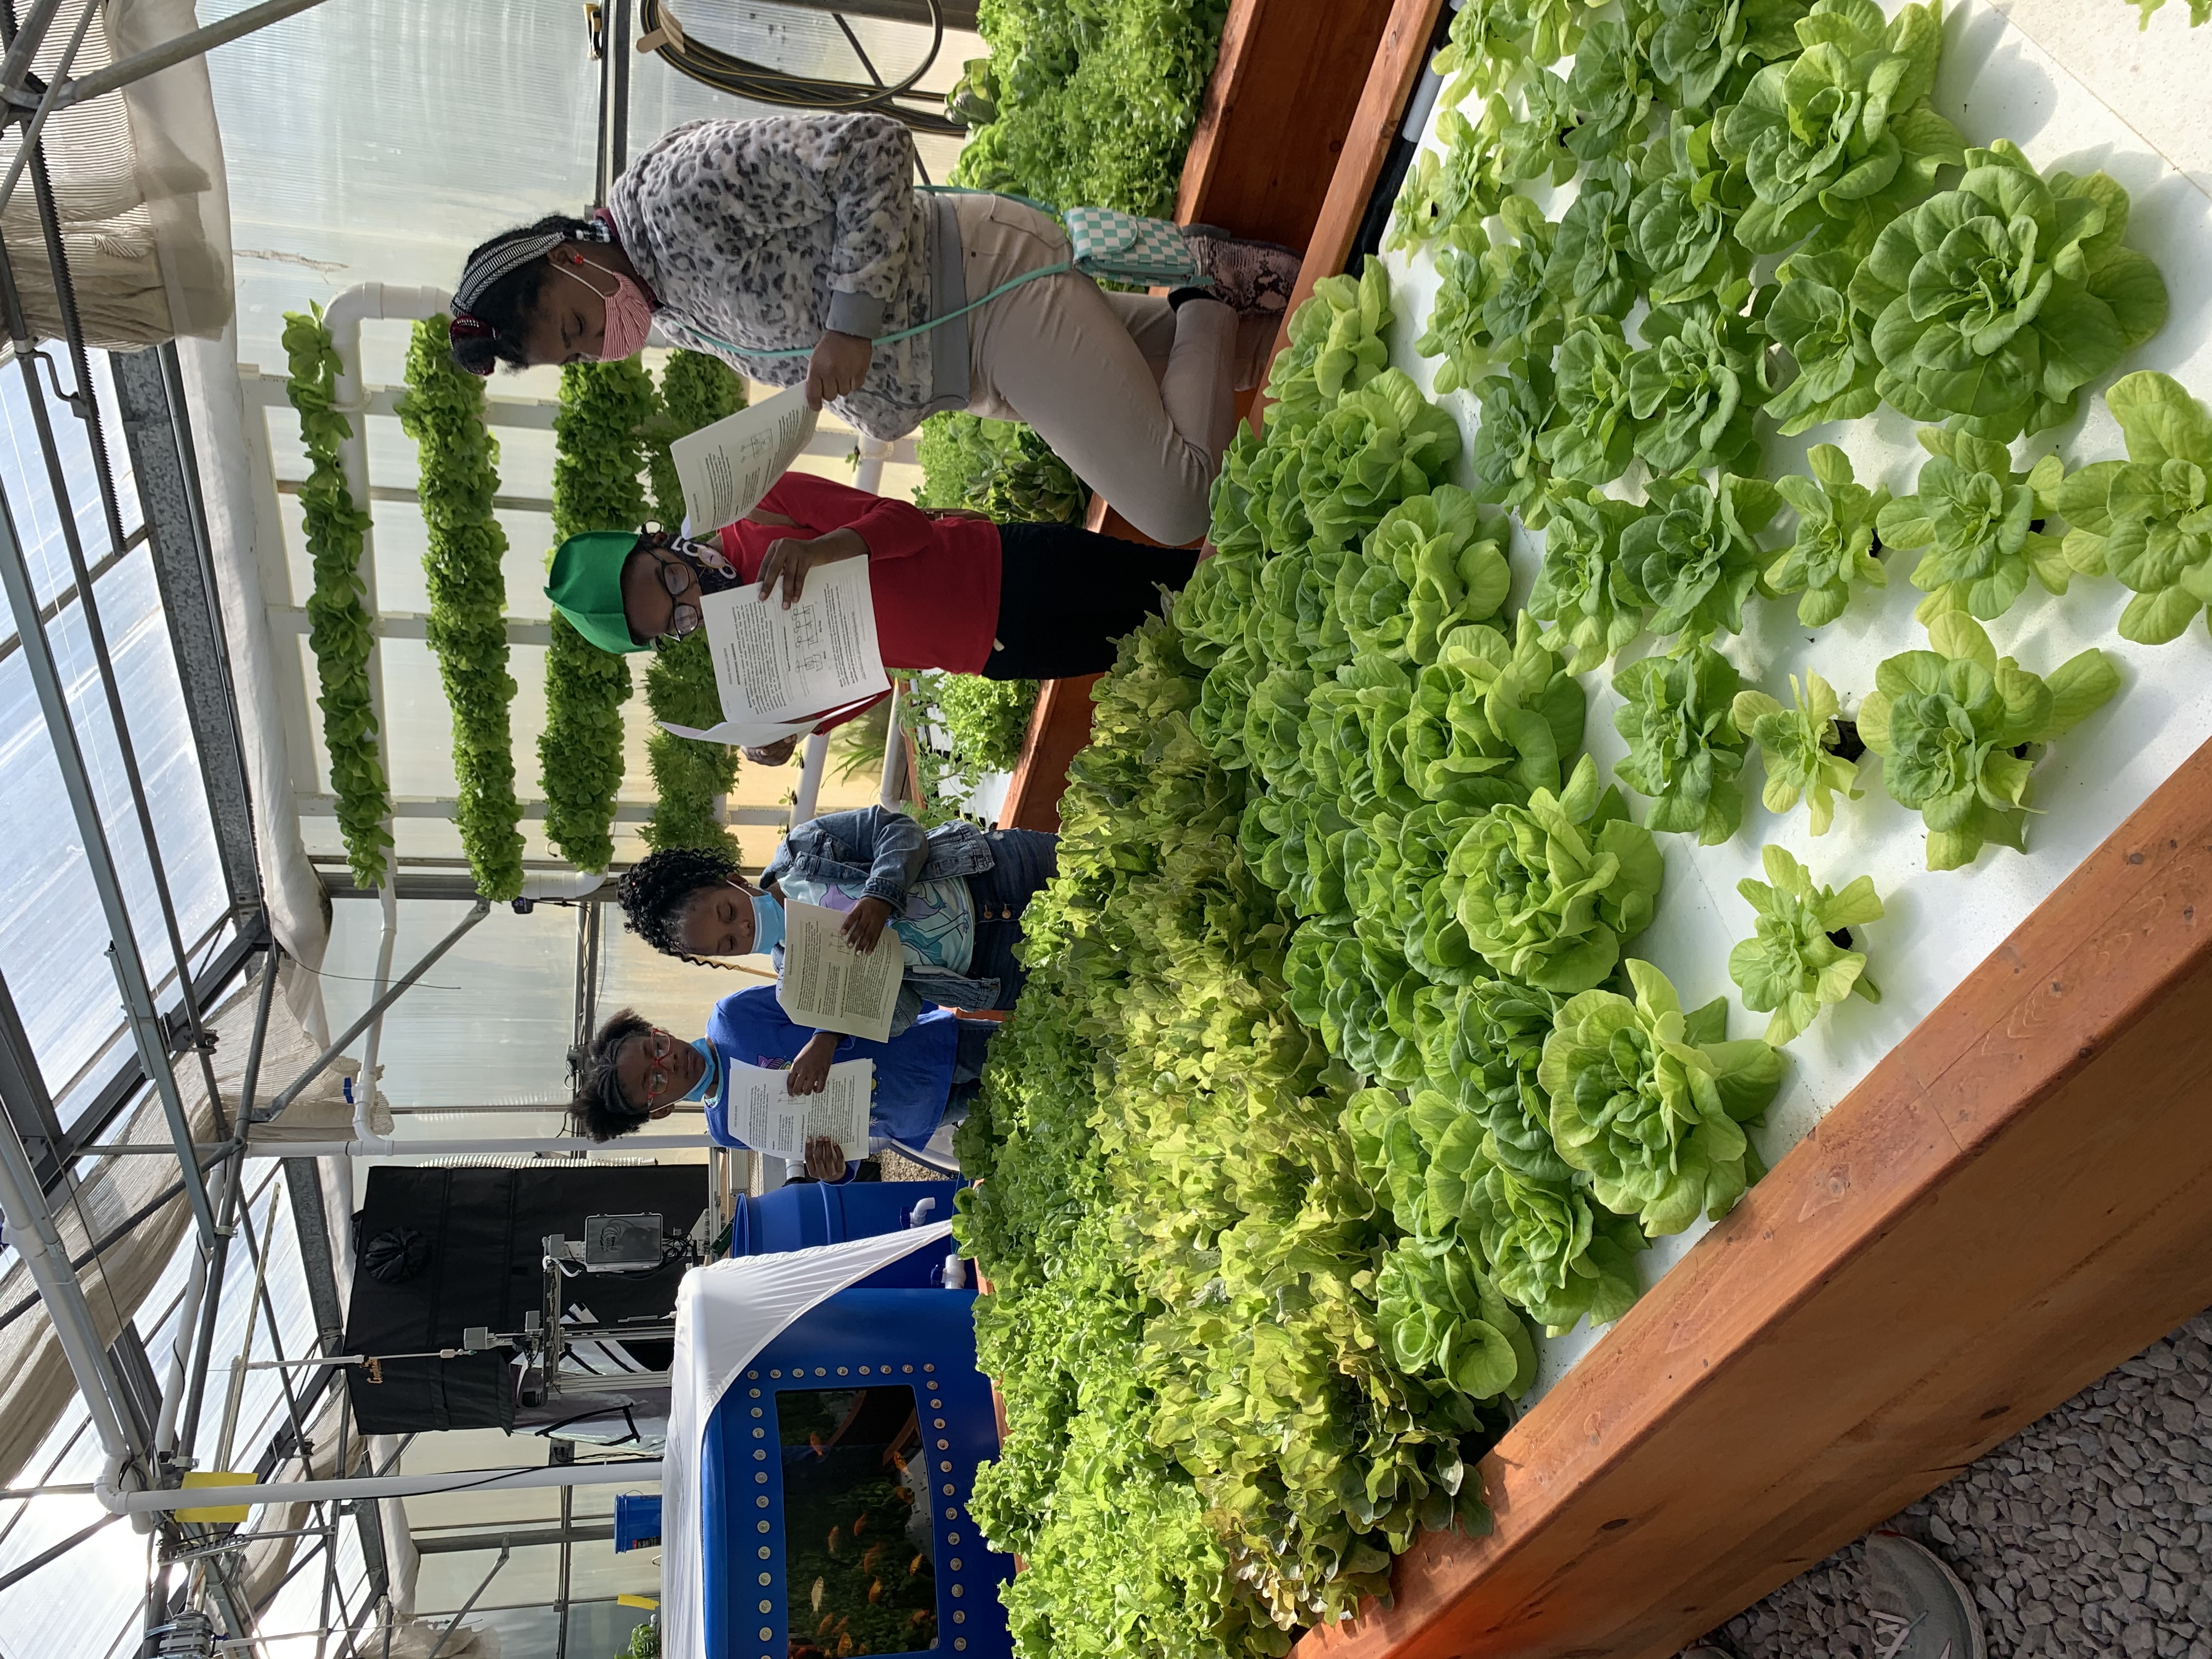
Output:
top-left (319, 283), bottom-right (455, 1142)
top-left (791, 730), bottom-right (830, 824)
top-left (97, 1459), bottom-right (659, 1516)
top-left (245, 1133), bottom-right (719, 1158)
top-left (851, 432), bottom-right (894, 497)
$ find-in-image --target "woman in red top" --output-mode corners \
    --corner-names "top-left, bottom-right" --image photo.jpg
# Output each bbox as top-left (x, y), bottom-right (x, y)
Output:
top-left (548, 469), bottom-right (1196, 760)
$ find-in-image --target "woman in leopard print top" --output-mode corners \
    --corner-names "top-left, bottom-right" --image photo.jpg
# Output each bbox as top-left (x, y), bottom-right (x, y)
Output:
top-left (448, 112), bottom-right (1299, 546)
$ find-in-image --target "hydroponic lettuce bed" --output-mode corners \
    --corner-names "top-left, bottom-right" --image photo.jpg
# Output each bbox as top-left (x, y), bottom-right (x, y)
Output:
top-left (950, 3), bottom-right (2212, 1657)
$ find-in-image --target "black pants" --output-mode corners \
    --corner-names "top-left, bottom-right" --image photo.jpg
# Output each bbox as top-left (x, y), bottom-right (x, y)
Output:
top-left (982, 521), bottom-right (1199, 680)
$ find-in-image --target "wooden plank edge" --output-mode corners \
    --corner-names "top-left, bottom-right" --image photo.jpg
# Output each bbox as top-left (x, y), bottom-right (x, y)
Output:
top-left (1250, 0), bottom-right (1448, 435)
top-left (1293, 731), bottom-right (2212, 1659)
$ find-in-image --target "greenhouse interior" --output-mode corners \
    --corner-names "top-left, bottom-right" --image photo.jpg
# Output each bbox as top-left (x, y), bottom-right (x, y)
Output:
top-left (4, 0), bottom-right (2212, 1656)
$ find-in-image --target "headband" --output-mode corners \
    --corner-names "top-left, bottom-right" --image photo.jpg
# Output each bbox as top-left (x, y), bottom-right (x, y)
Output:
top-left (449, 218), bottom-right (614, 368)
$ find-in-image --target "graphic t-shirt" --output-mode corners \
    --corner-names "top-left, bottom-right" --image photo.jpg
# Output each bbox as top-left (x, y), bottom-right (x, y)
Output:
top-left (777, 870), bottom-right (975, 974)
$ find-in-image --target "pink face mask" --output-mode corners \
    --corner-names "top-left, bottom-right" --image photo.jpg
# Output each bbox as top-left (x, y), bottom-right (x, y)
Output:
top-left (558, 257), bottom-right (654, 361)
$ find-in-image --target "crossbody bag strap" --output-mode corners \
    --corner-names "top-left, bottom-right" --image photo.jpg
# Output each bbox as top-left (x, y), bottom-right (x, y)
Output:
top-left (672, 260), bottom-right (1074, 362)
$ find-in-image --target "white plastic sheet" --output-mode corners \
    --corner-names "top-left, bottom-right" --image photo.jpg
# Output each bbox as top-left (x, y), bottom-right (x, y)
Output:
top-left (663, 1222), bottom-right (955, 1659)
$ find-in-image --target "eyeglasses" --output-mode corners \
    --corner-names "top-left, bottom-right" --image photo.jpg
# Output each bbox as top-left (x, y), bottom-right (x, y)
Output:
top-left (643, 546), bottom-right (701, 644)
top-left (638, 1028), bottom-right (684, 1107)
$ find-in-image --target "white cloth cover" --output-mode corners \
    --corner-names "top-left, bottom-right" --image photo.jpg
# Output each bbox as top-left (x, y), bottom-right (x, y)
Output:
top-left (663, 1222), bottom-right (955, 1659)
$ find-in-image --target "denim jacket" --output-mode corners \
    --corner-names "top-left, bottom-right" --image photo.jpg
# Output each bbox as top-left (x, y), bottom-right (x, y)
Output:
top-left (760, 806), bottom-right (998, 1034)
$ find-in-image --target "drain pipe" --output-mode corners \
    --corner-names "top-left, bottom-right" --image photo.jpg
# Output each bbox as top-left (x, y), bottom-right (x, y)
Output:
top-left (319, 281), bottom-right (453, 1144)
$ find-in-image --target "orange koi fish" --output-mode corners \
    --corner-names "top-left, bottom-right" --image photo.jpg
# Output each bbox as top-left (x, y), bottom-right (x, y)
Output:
top-left (816, 1614), bottom-right (836, 1638)
top-left (809, 1431), bottom-right (828, 1460)
top-left (852, 1510), bottom-right (868, 1536)
top-left (825, 1523), bottom-right (842, 1557)
top-left (867, 1578), bottom-right (884, 1604)
top-left (908, 1553), bottom-right (925, 1578)
top-left (861, 1543), bottom-right (884, 1573)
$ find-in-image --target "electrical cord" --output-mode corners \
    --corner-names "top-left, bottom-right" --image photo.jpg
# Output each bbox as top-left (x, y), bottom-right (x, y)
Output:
top-left (635, 0), bottom-right (968, 136)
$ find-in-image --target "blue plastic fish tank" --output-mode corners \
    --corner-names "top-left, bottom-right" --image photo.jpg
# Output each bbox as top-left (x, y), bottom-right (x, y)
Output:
top-left (699, 1273), bottom-right (1011, 1657)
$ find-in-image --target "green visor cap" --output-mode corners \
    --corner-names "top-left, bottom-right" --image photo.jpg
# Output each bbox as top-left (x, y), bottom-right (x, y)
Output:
top-left (545, 530), bottom-right (648, 656)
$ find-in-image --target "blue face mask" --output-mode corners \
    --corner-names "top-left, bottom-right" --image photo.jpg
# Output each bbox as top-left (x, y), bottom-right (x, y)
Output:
top-left (751, 890), bottom-right (786, 955)
top-left (684, 1037), bottom-right (721, 1103)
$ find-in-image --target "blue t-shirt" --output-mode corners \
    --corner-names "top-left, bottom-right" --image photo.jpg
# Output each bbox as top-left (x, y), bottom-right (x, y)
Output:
top-left (703, 986), bottom-right (958, 1155)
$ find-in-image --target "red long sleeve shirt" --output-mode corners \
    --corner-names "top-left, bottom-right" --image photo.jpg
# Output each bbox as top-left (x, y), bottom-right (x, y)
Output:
top-left (715, 471), bottom-right (1003, 682)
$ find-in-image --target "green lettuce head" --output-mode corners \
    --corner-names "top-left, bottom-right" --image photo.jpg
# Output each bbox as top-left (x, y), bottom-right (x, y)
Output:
top-left (1540, 315), bottom-right (1643, 490)
top-left (1538, 957), bottom-right (1785, 1234)
top-left (1859, 613), bottom-right (2122, 870)
top-left (1626, 290), bottom-right (1770, 477)
top-left (1374, 1235), bottom-right (1538, 1401)
top-left (1767, 443), bottom-right (1889, 627)
top-left (1479, 195), bottom-right (1566, 368)
top-left (2055, 371), bottom-right (2212, 645)
top-left (1716, 0), bottom-right (1963, 259)
top-left (1876, 425), bottom-right (2069, 623)
top-left (1849, 140), bottom-right (2169, 443)
top-left (1389, 105), bottom-right (1506, 252)
top-left (1299, 368), bottom-right (1463, 552)
top-left (1545, 160), bottom-right (1646, 323)
top-left (1562, 20), bottom-right (1655, 165)
top-left (1629, 111), bottom-right (1754, 308)
top-left (1468, 357), bottom-right (1558, 527)
top-left (1611, 641), bottom-right (1750, 845)
top-left (1416, 224), bottom-right (1500, 397)
top-left (1618, 470), bottom-right (1782, 644)
top-left (1527, 487), bottom-right (1654, 673)
top-left (1268, 257), bottom-right (1395, 417)
top-left (1444, 753), bottom-right (1666, 992)
top-left (1463, 1156), bottom-right (1650, 1334)
top-left (1341, 486), bottom-right (1512, 665)
top-left (1404, 613), bottom-right (1588, 814)
top-left (1731, 670), bottom-right (1865, 835)
top-left (1763, 252), bottom-right (1881, 436)
top-left (1728, 843), bottom-right (1882, 1045)
top-left (1632, 0), bottom-right (1812, 111)
top-left (1426, 975), bottom-right (1570, 1181)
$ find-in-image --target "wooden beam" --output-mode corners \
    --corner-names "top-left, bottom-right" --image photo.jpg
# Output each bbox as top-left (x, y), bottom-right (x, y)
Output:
top-left (997, 674), bottom-right (1103, 833)
top-left (1254, 0), bottom-right (1449, 430)
top-left (1295, 733), bottom-right (2212, 1659)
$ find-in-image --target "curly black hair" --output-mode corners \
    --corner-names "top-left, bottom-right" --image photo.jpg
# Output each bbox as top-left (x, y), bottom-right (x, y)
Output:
top-left (450, 212), bottom-right (597, 376)
top-left (567, 1007), bottom-right (654, 1142)
top-left (618, 844), bottom-right (754, 969)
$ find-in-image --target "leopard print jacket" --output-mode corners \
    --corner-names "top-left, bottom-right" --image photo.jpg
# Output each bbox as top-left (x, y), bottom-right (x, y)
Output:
top-left (608, 114), bottom-right (945, 440)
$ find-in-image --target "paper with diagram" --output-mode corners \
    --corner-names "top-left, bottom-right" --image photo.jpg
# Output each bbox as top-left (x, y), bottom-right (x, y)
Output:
top-left (721, 1057), bottom-right (873, 1163)
top-left (670, 383), bottom-right (818, 533)
top-left (693, 555), bottom-right (888, 732)
top-left (775, 900), bottom-right (903, 1043)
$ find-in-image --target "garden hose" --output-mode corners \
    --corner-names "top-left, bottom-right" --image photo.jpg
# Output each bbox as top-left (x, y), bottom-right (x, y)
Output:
top-left (634, 0), bottom-right (967, 136)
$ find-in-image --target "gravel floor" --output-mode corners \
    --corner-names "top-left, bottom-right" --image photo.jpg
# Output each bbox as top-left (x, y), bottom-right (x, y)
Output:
top-left (1689, 1310), bottom-right (2212, 1658)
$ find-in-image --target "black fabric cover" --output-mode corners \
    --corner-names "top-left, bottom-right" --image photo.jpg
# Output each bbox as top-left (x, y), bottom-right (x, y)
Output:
top-left (361, 1227), bottom-right (429, 1284)
top-left (341, 1166), bottom-right (706, 1435)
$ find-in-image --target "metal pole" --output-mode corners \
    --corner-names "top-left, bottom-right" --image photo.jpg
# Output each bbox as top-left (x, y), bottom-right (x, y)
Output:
top-left (0, 1098), bottom-right (138, 1459)
top-left (105, 1462), bottom-right (659, 1515)
top-left (0, 0), bottom-right (98, 219)
top-left (242, 1133), bottom-right (716, 1158)
top-left (48, 0), bottom-right (337, 110)
top-left (0, 480), bottom-right (220, 1243)
top-left (425, 1540), bottom-right (510, 1659)
top-left (262, 901), bottom-right (492, 1119)
top-left (0, 0), bottom-right (67, 102)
